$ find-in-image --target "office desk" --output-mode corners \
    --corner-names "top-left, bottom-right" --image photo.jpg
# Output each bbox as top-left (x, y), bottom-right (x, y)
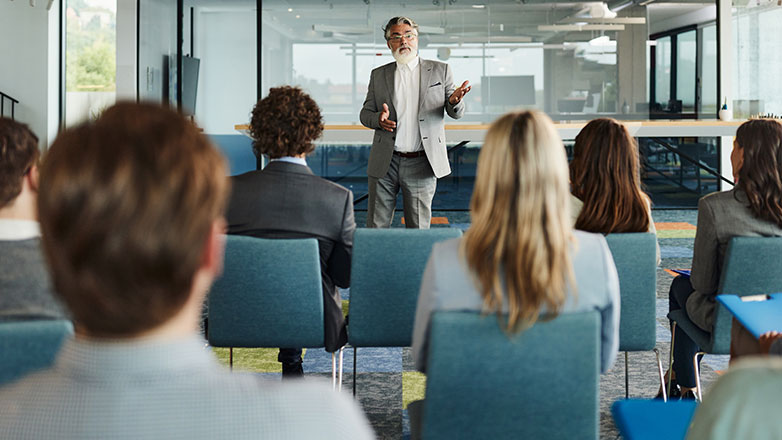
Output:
top-left (235, 120), bottom-right (742, 144)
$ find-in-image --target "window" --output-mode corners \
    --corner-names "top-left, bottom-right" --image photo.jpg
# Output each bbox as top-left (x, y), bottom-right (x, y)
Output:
top-left (733, 3), bottom-right (782, 118)
top-left (64, 0), bottom-right (116, 127)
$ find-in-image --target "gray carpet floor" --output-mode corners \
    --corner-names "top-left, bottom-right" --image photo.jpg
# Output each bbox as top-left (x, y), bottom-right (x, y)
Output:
top-left (321, 209), bottom-right (720, 439)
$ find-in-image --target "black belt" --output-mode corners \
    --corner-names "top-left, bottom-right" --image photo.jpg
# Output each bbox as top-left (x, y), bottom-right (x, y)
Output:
top-left (393, 150), bottom-right (426, 158)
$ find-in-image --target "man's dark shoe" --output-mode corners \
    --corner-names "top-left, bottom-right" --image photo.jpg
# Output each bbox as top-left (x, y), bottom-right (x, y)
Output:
top-left (655, 378), bottom-right (682, 400)
top-left (281, 361), bottom-right (304, 379)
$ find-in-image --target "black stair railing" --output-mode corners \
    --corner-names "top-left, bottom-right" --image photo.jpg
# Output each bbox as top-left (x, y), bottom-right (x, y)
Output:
top-left (0, 92), bottom-right (19, 120)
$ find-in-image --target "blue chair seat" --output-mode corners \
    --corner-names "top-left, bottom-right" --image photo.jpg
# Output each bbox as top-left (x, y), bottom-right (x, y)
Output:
top-left (418, 311), bottom-right (601, 440)
top-left (208, 236), bottom-right (324, 349)
top-left (0, 319), bottom-right (73, 386)
top-left (667, 309), bottom-right (721, 353)
top-left (347, 228), bottom-right (462, 395)
top-left (612, 399), bottom-right (697, 440)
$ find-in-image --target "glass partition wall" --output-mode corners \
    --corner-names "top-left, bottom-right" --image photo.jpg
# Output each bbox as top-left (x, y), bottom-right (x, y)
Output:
top-left (135, 0), bottom-right (721, 209)
top-left (732, 1), bottom-right (782, 119)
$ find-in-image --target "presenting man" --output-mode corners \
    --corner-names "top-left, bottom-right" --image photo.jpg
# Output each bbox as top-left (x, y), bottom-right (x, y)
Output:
top-left (360, 16), bottom-right (470, 229)
top-left (0, 103), bottom-right (373, 439)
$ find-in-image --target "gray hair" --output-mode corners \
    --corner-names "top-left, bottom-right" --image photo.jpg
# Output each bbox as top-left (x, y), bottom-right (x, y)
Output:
top-left (383, 16), bottom-right (419, 41)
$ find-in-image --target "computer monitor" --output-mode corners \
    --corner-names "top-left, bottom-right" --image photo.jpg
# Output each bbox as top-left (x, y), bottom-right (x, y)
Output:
top-left (481, 75), bottom-right (535, 107)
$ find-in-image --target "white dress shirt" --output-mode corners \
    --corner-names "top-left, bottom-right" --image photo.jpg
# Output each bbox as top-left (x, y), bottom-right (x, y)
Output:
top-left (393, 56), bottom-right (422, 153)
top-left (0, 219), bottom-right (41, 240)
top-left (270, 156), bottom-right (308, 167)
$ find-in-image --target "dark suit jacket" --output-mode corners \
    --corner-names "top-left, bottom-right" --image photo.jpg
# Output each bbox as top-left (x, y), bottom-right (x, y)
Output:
top-left (226, 161), bottom-right (355, 351)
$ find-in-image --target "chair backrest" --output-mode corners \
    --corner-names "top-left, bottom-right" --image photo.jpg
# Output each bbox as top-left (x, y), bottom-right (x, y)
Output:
top-left (421, 311), bottom-right (600, 440)
top-left (605, 233), bottom-right (658, 351)
top-left (711, 236), bottom-right (782, 352)
top-left (348, 228), bottom-right (462, 347)
top-left (207, 236), bottom-right (324, 348)
top-left (0, 319), bottom-right (73, 386)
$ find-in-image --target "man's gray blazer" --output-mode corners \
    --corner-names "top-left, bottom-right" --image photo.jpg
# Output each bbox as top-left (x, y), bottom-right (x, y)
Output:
top-left (359, 58), bottom-right (465, 179)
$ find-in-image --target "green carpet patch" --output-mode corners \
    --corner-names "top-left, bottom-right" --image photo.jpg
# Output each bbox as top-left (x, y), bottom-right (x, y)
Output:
top-left (657, 229), bottom-right (697, 239)
top-left (213, 347), bottom-right (307, 373)
top-left (403, 371), bottom-right (426, 409)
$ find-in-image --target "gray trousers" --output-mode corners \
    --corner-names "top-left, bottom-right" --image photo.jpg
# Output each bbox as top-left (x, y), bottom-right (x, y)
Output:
top-left (367, 154), bottom-right (437, 229)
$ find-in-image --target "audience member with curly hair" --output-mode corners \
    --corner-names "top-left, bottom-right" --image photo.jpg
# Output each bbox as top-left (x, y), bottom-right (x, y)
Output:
top-left (0, 117), bottom-right (67, 321)
top-left (226, 86), bottom-right (356, 378)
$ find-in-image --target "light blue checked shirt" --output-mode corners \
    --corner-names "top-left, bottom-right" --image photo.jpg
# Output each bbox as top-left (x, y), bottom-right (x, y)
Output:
top-left (0, 335), bottom-right (374, 439)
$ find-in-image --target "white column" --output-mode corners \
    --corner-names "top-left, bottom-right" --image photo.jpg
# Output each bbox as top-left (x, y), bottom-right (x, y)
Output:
top-left (116, 0), bottom-right (138, 101)
top-left (718, 0), bottom-right (734, 191)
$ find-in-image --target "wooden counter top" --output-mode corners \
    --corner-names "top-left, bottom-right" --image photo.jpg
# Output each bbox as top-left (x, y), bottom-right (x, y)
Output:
top-left (235, 120), bottom-right (742, 143)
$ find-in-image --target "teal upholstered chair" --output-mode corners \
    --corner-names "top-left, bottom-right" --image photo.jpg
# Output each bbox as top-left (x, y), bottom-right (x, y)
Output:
top-left (667, 236), bottom-right (782, 400)
top-left (605, 233), bottom-right (665, 399)
top-left (0, 319), bottom-right (73, 386)
top-left (207, 236), bottom-right (337, 386)
top-left (417, 311), bottom-right (601, 440)
top-left (347, 227), bottom-right (462, 395)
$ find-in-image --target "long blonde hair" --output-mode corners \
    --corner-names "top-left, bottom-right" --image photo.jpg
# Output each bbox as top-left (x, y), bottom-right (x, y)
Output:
top-left (462, 111), bottom-right (575, 331)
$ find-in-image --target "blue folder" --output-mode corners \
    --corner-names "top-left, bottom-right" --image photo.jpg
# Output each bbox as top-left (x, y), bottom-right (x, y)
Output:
top-left (612, 399), bottom-right (697, 440)
top-left (716, 293), bottom-right (782, 338)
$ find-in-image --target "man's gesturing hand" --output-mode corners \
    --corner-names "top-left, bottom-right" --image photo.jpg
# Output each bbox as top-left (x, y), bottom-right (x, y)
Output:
top-left (449, 80), bottom-right (472, 105)
top-left (379, 103), bottom-right (396, 132)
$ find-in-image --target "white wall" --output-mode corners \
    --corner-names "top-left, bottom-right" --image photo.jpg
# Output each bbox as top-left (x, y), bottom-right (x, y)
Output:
top-left (0, 0), bottom-right (60, 149)
top-left (116, 0), bottom-right (137, 101)
top-left (137, 0), bottom-right (177, 103)
top-left (194, 9), bottom-right (256, 134)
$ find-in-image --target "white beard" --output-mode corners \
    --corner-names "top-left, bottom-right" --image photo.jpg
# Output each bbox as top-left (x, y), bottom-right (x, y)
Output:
top-left (392, 46), bottom-right (417, 65)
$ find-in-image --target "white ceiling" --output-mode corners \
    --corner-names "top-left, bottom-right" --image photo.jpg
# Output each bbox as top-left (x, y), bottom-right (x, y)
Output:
top-left (188, 0), bottom-right (716, 44)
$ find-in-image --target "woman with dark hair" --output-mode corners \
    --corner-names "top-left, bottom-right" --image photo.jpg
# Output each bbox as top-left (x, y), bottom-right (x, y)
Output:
top-left (570, 118), bottom-right (660, 262)
top-left (663, 119), bottom-right (782, 399)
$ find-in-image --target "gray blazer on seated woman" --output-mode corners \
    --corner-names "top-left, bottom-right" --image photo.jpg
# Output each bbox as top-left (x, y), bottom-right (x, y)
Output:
top-left (411, 110), bottom-right (620, 375)
top-left (665, 119), bottom-right (782, 398)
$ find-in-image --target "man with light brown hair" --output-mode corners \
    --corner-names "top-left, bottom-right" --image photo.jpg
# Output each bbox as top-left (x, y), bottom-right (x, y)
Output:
top-left (0, 102), bottom-right (373, 440)
top-left (0, 117), bottom-right (66, 321)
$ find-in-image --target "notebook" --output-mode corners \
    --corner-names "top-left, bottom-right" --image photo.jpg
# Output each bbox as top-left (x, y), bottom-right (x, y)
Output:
top-left (717, 293), bottom-right (782, 338)
top-left (612, 399), bottom-right (697, 440)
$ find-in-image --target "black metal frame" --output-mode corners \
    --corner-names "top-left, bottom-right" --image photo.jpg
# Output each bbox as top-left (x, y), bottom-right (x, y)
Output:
top-left (0, 92), bottom-right (20, 120)
top-left (649, 25), bottom-right (700, 120)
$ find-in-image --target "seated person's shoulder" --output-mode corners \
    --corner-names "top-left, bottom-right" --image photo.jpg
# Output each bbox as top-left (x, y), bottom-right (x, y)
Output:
top-left (572, 230), bottom-right (609, 255)
top-left (316, 176), bottom-right (353, 197)
top-left (698, 188), bottom-right (739, 208)
top-left (688, 357), bottom-right (782, 440)
top-left (571, 230), bottom-right (614, 283)
top-left (251, 379), bottom-right (374, 438)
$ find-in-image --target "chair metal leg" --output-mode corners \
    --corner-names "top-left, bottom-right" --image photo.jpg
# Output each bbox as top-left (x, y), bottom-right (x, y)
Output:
top-left (666, 322), bottom-right (676, 399)
top-left (229, 347), bottom-right (233, 370)
top-left (331, 351), bottom-right (337, 390)
top-left (624, 351), bottom-right (629, 399)
top-left (338, 347), bottom-right (344, 392)
top-left (693, 351), bottom-right (705, 402)
top-left (353, 346), bottom-right (357, 397)
top-left (653, 348), bottom-right (667, 402)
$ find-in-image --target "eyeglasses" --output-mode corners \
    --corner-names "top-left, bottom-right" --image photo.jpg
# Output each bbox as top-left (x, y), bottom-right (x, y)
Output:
top-left (388, 32), bottom-right (417, 42)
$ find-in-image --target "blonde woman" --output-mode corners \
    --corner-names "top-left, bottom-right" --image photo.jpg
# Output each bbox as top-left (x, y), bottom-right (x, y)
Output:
top-left (411, 110), bottom-right (620, 374)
